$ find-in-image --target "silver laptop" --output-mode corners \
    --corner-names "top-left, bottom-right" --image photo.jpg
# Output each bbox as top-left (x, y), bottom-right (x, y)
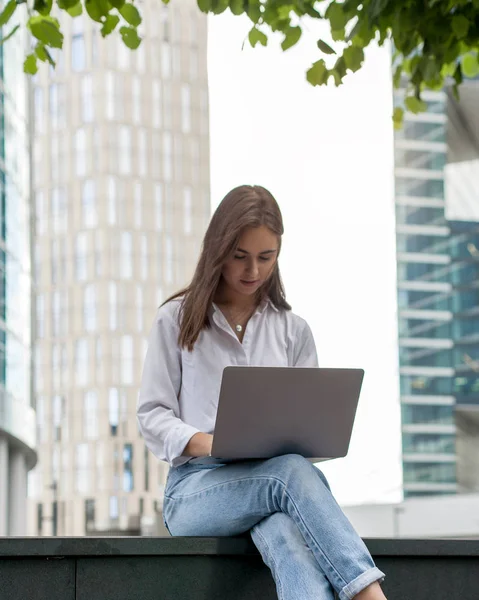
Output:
top-left (206, 366), bottom-right (364, 463)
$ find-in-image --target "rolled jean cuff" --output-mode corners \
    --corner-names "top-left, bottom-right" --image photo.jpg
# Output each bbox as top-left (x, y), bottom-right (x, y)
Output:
top-left (338, 567), bottom-right (386, 600)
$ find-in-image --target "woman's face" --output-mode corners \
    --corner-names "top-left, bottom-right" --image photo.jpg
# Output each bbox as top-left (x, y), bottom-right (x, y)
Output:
top-left (221, 226), bottom-right (279, 298)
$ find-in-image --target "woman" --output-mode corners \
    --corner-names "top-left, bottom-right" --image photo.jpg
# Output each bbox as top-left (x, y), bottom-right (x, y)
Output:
top-left (137, 185), bottom-right (387, 600)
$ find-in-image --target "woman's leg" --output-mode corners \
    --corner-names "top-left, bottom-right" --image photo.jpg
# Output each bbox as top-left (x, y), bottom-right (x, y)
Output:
top-left (251, 512), bottom-right (336, 600)
top-left (164, 454), bottom-right (385, 600)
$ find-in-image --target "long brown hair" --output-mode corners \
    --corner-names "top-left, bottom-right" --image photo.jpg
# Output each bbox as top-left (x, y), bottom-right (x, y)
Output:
top-left (166, 185), bottom-right (291, 350)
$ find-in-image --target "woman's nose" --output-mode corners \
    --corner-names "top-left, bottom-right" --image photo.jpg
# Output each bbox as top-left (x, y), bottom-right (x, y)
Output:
top-left (247, 259), bottom-right (259, 277)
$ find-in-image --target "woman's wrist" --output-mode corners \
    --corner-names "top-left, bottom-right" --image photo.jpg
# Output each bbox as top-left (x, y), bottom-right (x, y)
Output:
top-left (184, 432), bottom-right (214, 457)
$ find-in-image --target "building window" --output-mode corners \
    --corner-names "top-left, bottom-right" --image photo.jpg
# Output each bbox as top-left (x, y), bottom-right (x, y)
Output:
top-left (49, 83), bottom-right (65, 129)
top-left (163, 133), bottom-right (172, 181)
top-left (35, 294), bottom-right (45, 339)
top-left (51, 187), bottom-right (67, 234)
top-left (84, 284), bottom-right (96, 332)
top-left (155, 184), bottom-right (163, 231)
top-left (95, 230), bottom-right (103, 277)
top-left (181, 84), bottom-right (191, 133)
top-left (119, 125), bottom-right (131, 175)
top-left (144, 445), bottom-right (149, 492)
top-left (152, 132), bottom-right (161, 178)
top-left (75, 443), bottom-right (89, 494)
top-left (107, 176), bottom-right (117, 225)
top-left (34, 87), bottom-right (44, 135)
top-left (117, 35), bottom-right (130, 70)
top-left (37, 503), bottom-right (43, 535)
top-left (141, 235), bottom-right (148, 280)
top-left (74, 128), bottom-right (87, 177)
top-left (82, 179), bottom-right (97, 228)
top-left (85, 499), bottom-right (95, 531)
top-left (109, 495), bottom-right (119, 520)
top-left (106, 72), bottom-right (114, 120)
top-left (123, 444), bottom-right (134, 492)
top-left (163, 82), bottom-right (172, 127)
top-left (120, 232), bottom-right (133, 279)
top-left (132, 76), bottom-right (141, 124)
top-left (152, 81), bottom-right (162, 128)
top-left (184, 186), bottom-right (192, 235)
top-left (191, 139), bottom-right (200, 184)
top-left (36, 395), bottom-right (46, 443)
top-left (165, 235), bottom-right (173, 285)
top-left (75, 232), bottom-right (88, 281)
top-left (109, 282), bottom-right (117, 330)
top-left (81, 75), bottom-right (94, 122)
top-left (52, 290), bottom-right (61, 337)
top-left (35, 344), bottom-right (44, 391)
top-left (72, 18), bottom-right (86, 71)
top-left (75, 338), bottom-right (89, 386)
top-left (134, 182), bottom-right (142, 228)
top-left (84, 391), bottom-right (98, 439)
top-left (96, 338), bottom-right (103, 385)
top-left (137, 285), bottom-right (143, 332)
top-left (109, 388), bottom-right (119, 436)
top-left (138, 129), bottom-right (148, 177)
top-left (52, 395), bottom-right (66, 442)
top-left (190, 48), bottom-right (198, 80)
top-left (161, 42), bottom-right (171, 78)
top-left (35, 191), bottom-right (46, 235)
top-left (121, 335), bottom-right (133, 385)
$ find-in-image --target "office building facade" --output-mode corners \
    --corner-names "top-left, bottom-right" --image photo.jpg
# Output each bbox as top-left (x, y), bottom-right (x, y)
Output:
top-left (0, 25), bottom-right (37, 534)
top-left (394, 78), bottom-right (479, 498)
top-left (28, 0), bottom-right (210, 535)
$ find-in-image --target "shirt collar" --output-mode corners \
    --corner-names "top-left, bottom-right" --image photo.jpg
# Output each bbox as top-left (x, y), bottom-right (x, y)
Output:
top-left (210, 297), bottom-right (279, 318)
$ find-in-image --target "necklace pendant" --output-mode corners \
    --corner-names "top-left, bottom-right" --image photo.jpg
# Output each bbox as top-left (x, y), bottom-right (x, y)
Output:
top-left (235, 324), bottom-right (243, 333)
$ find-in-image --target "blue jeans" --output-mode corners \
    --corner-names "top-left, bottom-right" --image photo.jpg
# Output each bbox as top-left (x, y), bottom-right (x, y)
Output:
top-left (163, 454), bottom-right (385, 600)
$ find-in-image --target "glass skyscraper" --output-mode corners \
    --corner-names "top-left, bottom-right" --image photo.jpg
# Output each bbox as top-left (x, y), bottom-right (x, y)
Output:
top-left (394, 78), bottom-right (479, 498)
top-left (0, 23), bottom-right (37, 534)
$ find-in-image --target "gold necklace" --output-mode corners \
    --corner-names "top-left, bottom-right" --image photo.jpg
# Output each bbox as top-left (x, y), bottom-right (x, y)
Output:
top-left (220, 304), bottom-right (256, 333)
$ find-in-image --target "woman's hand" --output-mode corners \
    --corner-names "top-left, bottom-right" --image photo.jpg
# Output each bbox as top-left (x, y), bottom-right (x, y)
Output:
top-left (184, 432), bottom-right (214, 457)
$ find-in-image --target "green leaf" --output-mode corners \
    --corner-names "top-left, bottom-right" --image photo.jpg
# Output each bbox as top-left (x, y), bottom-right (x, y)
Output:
top-left (331, 28), bottom-right (345, 42)
top-left (119, 3), bottom-right (141, 26)
top-left (0, 0), bottom-right (16, 27)
top-left (393, 107), bottom-right (404, 130)
top-left (229, 0), bottom-right (243, 15)
top-left (461, 53), bottom-right (479, 78)
top-left (24, 53), bottom-right (38, 75)
top-left (405, 96), bottom-right (427, 114)
top-left (28, 15), bottom-right (64, 49)
top-left (325, 2), bottom-right (348, 31)
top-left (0, 23), bottom-right (19, 45)
top-left (277, 4), bottom-right (293, 19)
top-left (109, 0), bottom-right (125, 7)
top-left (101, 14), bottom-right (119, 36)
top-left (85, 0), bottom-right (110, 21)
top-left (119, 25), bottom-right (141, 49)
top-left (33, 0), bottom-right (53, 16)
top-left (35, 43), bottom-right (55, 66)
top-left (85, 0), bottom-right (103, 21)
top-left (306, 59), bottom-right (328, 86)
top-left (245, 0), bottom-right (261, 23)
top-left (58, 0), bottom-right (81, 9)
top-left (67, 3), bottom-right (82, 16)
top-left (317, 39), bottom-right (335, 55)
top-left (211, 0), bottom-right (229, 15)
top-left (248, 26), bottom-right (267, 48)
top-left (393, 64), bottom-right (402, 88)
top-left (343, 45), bottom-right (364, 72)
top-left (281, 26), bottom-right (301, 51)
top-left (451, 15), bottom-right (469, 39)
top-left (197, 0), bottom-right (211, 12)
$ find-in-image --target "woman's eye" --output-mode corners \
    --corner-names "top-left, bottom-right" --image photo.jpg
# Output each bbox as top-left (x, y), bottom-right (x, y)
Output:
top-left (259, 256), bottom-right (272, 262)
top-left (234, 255), bottom-right (246, 260)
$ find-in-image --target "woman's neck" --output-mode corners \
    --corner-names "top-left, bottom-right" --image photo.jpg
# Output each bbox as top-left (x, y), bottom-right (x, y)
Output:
top-left (214, 282), bottom-right (259, 310)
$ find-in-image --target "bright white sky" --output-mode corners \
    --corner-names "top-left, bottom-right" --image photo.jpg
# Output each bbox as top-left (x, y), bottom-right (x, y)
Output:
top-left (207, 13), bottom-right (403, 506)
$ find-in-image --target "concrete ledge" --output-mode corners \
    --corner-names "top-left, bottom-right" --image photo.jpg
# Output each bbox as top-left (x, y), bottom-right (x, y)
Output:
top-left (1, 537), bottom-right (479, 600)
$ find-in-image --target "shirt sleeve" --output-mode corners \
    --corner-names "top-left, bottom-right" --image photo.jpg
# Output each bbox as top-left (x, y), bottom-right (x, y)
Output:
top-left (293, 318), bottom-right (319, 367)
top-left (137, 305), bottom-right (201, 465)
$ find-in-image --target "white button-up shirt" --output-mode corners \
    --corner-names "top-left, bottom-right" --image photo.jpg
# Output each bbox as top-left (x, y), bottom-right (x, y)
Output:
top-left (137, 298), bottom-right (318, 467)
